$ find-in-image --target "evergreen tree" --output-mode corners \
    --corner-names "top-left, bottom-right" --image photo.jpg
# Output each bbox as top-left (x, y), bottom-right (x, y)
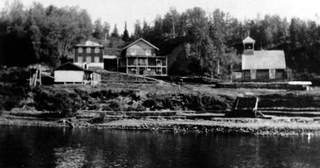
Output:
top-left (133, 20), bottom-right (143, 39)
top-left (102, 22), bottom-right (110, 41)
top-left (142, 20), bottom-right (150, 38)
top-left (122, 21), bottom-right (129, 42)
top-left (111, 24), bottom-right (119, 38)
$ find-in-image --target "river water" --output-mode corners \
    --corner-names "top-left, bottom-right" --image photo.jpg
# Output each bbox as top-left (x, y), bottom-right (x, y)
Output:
top-left (0, 126), bottom-right (319, 168)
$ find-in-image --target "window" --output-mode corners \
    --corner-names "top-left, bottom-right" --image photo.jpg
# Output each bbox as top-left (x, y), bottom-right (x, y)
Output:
top-left (78, 47), bottom-right (83, 53)
top-left (130, 48), bottom-right (136, 55)
top-left (138, 58), bottom-right (146, 65)
top-left (94, 47), bottom-right (100, 53)
top-left (86, 56), bottom-right (91, 63)
top-left (256, 70), bottom-right (269, 79)
top-left (148, 58), bottom-right (156, 66)
top-left (128, 58), bottom-right (135, 65)
top-left (77, 56), bottom-right (83, 63)
top-left (86, 47), bottom-right (91, 53)
top-left (129, 68), bottom-right (137, 74)
top-left (161, 58), bottom-right (166, 66)
top-left (156, 68), bottom-right (161, 74)
top-left (145, 49), bottom-right (151, 56)
top-left (156, 60), bottom-right (162, 66)
top-left (94, 56), bottom-right (100, 63)
top-left (243, 71), bottom-right (250, 79)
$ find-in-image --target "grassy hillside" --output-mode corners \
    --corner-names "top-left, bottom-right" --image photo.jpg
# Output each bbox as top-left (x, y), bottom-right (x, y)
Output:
top-left (2, 67), bottom-right (320, 118)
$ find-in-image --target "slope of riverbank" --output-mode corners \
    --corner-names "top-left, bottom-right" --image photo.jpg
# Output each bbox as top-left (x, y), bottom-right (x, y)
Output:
top-left (1, 83), bottom-right (237, 116)
top-left (3, 68), bottom-right (320, 135)
top-left (2, 113), bottom-right (320, 136)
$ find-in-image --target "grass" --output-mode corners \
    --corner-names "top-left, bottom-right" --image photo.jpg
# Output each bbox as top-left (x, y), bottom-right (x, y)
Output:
top-left (4, 75), bottom-right (320, 117)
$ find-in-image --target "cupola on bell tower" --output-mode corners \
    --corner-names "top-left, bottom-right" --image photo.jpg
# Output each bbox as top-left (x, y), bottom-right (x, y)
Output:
top-left (242, 36), bottom-right (255, 55)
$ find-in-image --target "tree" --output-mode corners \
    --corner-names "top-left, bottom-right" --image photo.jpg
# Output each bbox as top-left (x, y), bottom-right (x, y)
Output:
top-left (289, 18), bottom-right (306, 49)
top-left (111, 24), bottom-right (119, 38)
top-left (37, 5), bottom-right (93, 66)
top-left (92, 19), bottom-right (104, 40)
top-left (142, 20), bottom-right (150, 39)
top-left (182, 7), bottom-right (212, 75)
top-left (133, 20), bottom-right (142, 39)
top-left (151, 16), bottom-right (164, 43)
top-left (0, 1), bottom-right (34, 66)
top-left (102, 21), bottom-right (110, 41)
top-left (122, 21), bottom-right (129, 42)
top-left (163, 7), bottom-right (180, 37)
top-left (0, 1), bottom-right (93, 67)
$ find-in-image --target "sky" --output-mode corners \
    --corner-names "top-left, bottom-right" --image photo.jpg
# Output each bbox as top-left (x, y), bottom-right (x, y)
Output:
top-left (1, 0), bottom-right (320, 34)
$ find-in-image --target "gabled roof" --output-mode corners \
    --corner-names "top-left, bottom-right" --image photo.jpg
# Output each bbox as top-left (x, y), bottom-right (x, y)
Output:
top-left (55, 62), bottom-right (91, 72)
top-left (242, 36), bottom-right (255, 43)
top-left (123, 38), bottom-right (159, 50)
top-left (75, 40), bottom-right (104, 47)
top-left (88, 66), bottom-right (103, 71)
top-left (88, 66), bottom-right (107, 73)
top-left (103, 55), bottom-right (118, 59)
top-left (242, 50), bottom-right (286, 70)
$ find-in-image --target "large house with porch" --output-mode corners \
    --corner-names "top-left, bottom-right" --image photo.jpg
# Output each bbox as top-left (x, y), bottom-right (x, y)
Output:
top-left (117, 38), bottom-right (167, 76)
top-left (236, 36), bottom-right (287, 81)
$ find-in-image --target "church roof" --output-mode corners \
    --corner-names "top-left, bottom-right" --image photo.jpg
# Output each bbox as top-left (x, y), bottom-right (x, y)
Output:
top-left (242, 36), bottom-right (255, 43)
top-left (242, 50), bottom-right (286, 70)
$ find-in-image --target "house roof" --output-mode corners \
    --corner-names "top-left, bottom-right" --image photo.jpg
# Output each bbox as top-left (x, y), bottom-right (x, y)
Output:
top-left (123, 38), bottom-right (159, 50)
top-left (242, 50), bottom-right (286, 70)
top-left (242, 36), bottom-right (255, 43)
top-left (103, 55), bottom-right (118, 59)
top-left (89, 66), bottom-right (108, 73)
top-left (55, 62), bottom-right (92, 72)
top-left (88, 66), bottom-right (103, 71)
top-left (75, 40), bottom-right (104, 47)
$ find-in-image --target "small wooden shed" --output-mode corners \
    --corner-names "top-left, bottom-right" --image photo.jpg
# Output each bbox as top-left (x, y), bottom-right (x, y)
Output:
top-left (54, 62), bottom-right (101, 85)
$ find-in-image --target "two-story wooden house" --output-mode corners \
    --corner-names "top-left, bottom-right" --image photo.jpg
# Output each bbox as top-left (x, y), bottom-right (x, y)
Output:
top-left (73, 40), bottom-right (104, 69)
top-left (118, 38), bottom-right (167, 76)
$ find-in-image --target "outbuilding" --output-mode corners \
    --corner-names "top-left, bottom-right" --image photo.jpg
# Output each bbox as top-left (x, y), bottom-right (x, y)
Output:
top-left (54, 62), bottom-right (101, 85)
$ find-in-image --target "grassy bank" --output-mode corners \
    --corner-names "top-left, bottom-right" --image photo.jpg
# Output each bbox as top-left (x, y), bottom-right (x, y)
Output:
top-left (3, 67), bottom-right (320, 135)
top-left (3, 83), bottom-right (320, 117)
top-left (0, 83), bottom-right (236, 116)
top-left (2, 115), bottom-right (320, 136)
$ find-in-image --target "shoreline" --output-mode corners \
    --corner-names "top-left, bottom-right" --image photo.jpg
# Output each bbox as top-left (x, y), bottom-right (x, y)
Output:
top-left (2, 116), bottom-right (320, 136)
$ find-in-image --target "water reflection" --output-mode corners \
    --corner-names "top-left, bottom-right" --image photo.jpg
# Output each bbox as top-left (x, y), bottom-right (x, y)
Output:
top-left (55, 147), bottom-right (86, 168)
top-left (1, 126), bottom-right (320, 168)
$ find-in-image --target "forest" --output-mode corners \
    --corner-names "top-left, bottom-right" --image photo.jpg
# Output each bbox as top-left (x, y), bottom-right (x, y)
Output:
top-left (1, 1), bottom-right (320, 79)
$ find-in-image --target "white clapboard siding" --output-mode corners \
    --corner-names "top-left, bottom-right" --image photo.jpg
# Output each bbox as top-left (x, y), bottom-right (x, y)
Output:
top-left (54, 71), bottom-right (84, 83)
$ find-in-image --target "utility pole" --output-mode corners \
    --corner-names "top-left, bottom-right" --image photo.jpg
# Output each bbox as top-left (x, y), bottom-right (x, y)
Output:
top-left (230, 61), bottom-right (233, 82)
top-left (217, 59), bottom-right (220, 75)
top-left (172, 18), bottom-right (175, 38)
